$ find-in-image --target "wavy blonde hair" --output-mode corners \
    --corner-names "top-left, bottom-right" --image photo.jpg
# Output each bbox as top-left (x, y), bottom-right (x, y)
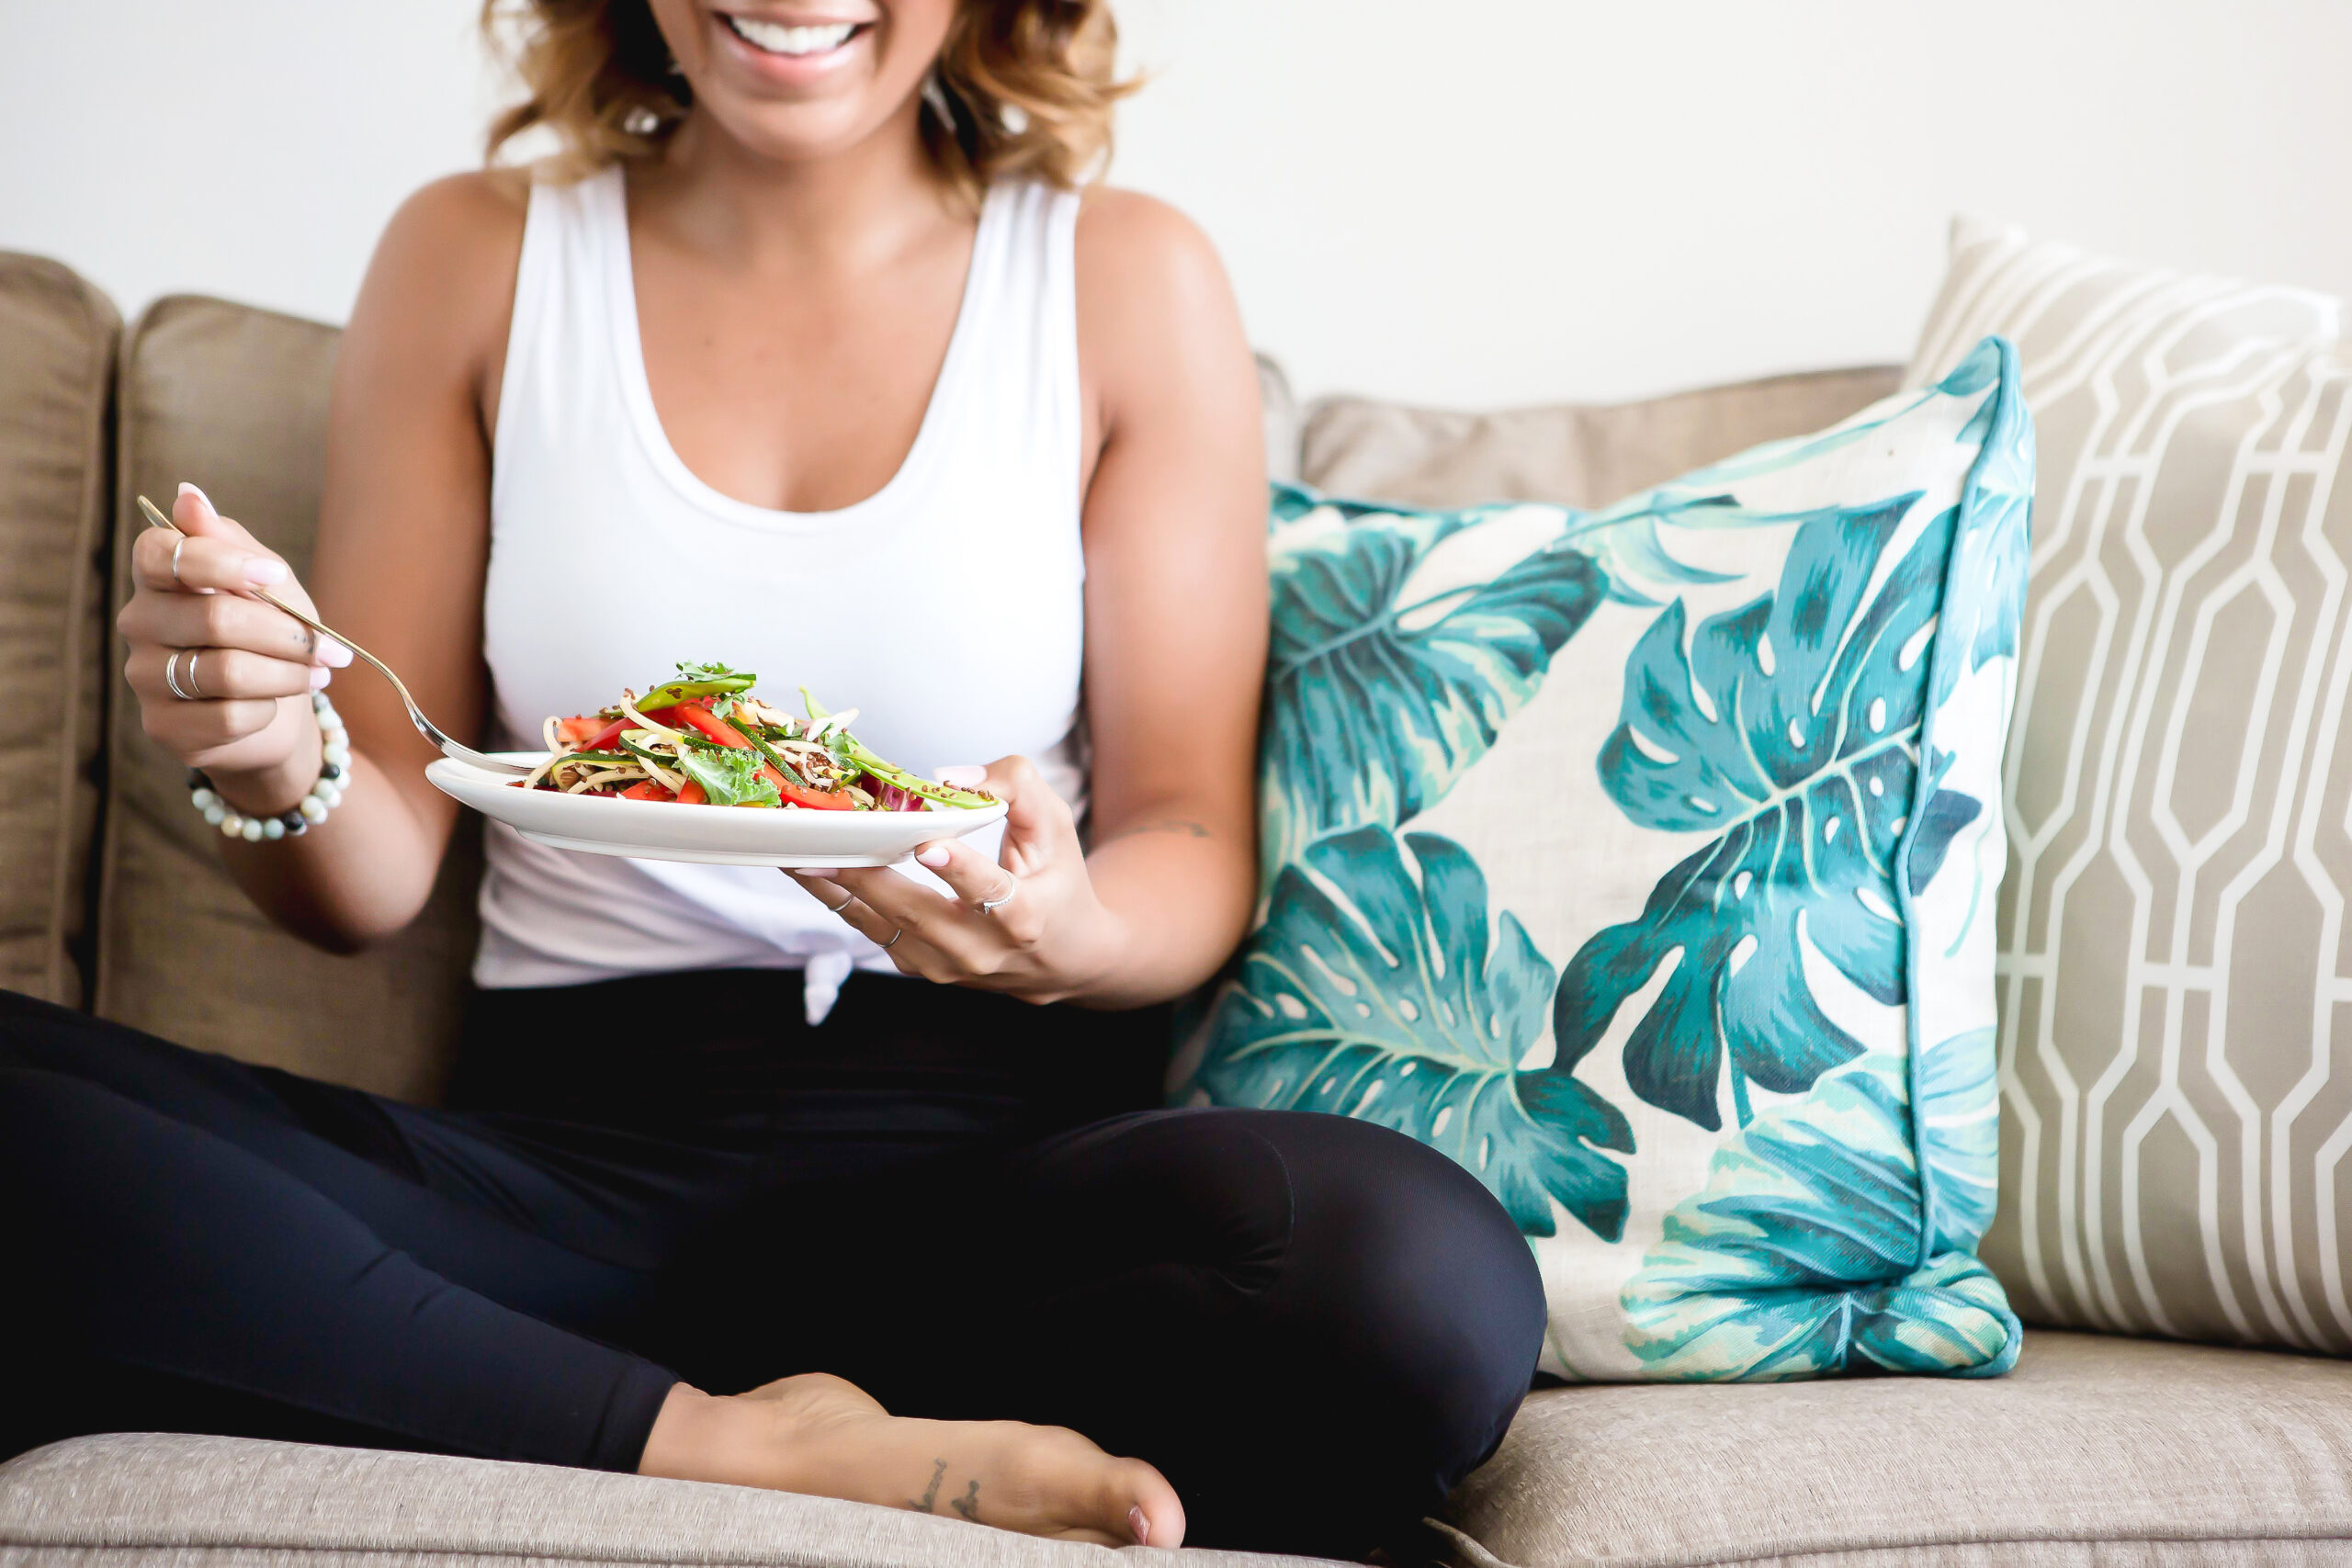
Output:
top-left (481, 0), bottom-right (1134, 197)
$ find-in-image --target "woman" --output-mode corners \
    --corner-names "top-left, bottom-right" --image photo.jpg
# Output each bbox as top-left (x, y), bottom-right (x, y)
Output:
top-left (0, 1), bottom-right (1543, 1555)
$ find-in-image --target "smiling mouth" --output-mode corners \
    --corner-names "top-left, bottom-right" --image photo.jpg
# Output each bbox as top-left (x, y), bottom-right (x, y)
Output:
top-left (719, 14), bottom-right (869, 57)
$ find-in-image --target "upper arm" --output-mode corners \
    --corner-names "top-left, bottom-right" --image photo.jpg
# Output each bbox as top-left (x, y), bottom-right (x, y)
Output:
top-left (310, 170), bottom-right (526, 853)
top-left (1073, 189), bottom-right (1268, 846)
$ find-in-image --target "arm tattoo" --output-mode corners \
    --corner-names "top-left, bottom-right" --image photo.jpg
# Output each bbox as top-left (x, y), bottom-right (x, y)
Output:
top-left (950, 1480), bottom-right (981, 1521)
top-left (1097, 817), bottom-right (1215, 848)
top-left (907, 1458), bottom-right (946, 1513)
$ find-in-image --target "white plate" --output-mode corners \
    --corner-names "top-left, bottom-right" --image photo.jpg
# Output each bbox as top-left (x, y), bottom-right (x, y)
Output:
top-left (426, 752), bottom-right (1007, 867)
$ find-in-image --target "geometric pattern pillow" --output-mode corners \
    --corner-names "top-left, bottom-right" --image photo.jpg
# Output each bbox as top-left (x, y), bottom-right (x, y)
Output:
top-left (1909, 219), bottom-right (2352, 1355)
top-left (1176, 338), bottom-right (2035, 1380)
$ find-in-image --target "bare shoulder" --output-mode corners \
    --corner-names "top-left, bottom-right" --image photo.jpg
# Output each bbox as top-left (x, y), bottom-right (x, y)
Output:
top-left (347, 170), bottom-right (531, 377)
top-left (1073, 186), bottom-right (1251, 423)
top-left (1074, 186), bottom-right (1234, 318)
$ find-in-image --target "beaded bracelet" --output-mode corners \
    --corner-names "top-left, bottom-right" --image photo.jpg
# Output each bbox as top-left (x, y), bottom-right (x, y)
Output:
top-left (187, 689), bottom-right (350, 843)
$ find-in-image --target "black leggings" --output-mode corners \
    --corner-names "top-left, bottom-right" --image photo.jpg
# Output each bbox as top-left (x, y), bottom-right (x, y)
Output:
top-left (0, 976), bottom-right (1543, 1559)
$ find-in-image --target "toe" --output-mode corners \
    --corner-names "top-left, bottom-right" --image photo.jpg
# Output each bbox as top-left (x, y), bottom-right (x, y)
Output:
top-left (1104, 1457), bottom-right (1184, 1549)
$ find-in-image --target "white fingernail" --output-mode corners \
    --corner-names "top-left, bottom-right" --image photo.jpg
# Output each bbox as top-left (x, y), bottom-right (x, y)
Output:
top-left (309, 667), bottom-right (330, 691)
top-left (317, 637), bottom-right (353, 668)
top-left (243, 557), bottom-right (288, 586)
top-left (915, 843), bottom-right (951, 869)
top-left (177, 481), bottom-right (215, 516)
top-left (935, 764), bottom-right (988, 788)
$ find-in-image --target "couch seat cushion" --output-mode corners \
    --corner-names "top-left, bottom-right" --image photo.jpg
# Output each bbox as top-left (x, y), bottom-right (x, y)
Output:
top-left (0, 1433), bottom-right (1341, 1568)
top-left (1444, 1330), bottom-right (2352, 1566)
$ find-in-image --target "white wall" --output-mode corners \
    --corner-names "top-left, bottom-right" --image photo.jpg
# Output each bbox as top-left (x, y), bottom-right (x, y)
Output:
top-left (5, 1), bottom-right (2347, 409)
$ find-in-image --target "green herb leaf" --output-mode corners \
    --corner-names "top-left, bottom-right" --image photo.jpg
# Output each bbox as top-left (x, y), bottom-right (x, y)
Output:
top-left (677, 741), bottom-right (781, 807)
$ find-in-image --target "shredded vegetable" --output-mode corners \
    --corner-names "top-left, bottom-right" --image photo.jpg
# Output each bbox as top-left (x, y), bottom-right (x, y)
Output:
top-left (519, 662), bottom-right (995, 812)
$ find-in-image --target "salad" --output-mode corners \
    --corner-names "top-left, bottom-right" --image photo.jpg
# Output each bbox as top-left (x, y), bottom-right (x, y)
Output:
top-left (519, 663), bottom-right (995, 812)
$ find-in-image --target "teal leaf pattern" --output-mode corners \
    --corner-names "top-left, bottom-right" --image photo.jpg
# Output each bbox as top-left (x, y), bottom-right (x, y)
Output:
top-left (1205, 339), bottom-right (2032, 1383)
top-left (1260, 490), bottom-right (1607, 878)
top-left (1917, 1028), bottom-right (2000, 1257)
top-left (1554, 499), bottom-right (1959, 1129)
top-left (1621, 1052), bottom-right (2022, 1380)
top-left (1930, 337), bottom-right (2034, 709)
top-left (1200, 825), bottom-right (1633, 1240)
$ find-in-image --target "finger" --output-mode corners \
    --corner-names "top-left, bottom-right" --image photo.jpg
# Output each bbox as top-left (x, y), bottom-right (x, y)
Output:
top-left (132, 525), bottom-right (292, 597)
top-left (826, 867), bottom-right (1014, 981)
top-left (824, 865), bottom-right (974, 942)
top-left (910, 834), bottom-right (1022, 915)
top-left (784, 869), bottom-right (893, 943)
top-left (127, 664), bottom-right (282, 756)
top-left (981, 755), bottom-right (1078, 855)
top-left (119, 589), bottom-right (340, 668)
top-left (788, 871), bottom-right (972, 982)
top-left (131, 645), bottom-right (325, 704)
top-left (172, 481), bottom-right (268, 552)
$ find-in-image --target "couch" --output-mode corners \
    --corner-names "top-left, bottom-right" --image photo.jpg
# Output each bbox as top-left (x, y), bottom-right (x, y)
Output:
top-left (3, 250), bottom-right (2348, 1567)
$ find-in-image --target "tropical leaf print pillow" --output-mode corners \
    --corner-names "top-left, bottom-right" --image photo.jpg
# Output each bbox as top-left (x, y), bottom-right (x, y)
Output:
top-left (1174, 338), bottom-right (2033, 1382)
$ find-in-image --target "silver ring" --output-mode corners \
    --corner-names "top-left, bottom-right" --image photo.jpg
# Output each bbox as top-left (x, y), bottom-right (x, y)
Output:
top-left (822, 882), bottom-right (855, 913)
top-left (184, 648), bottom-right (206, 700)
top-left (170, 536), bottom-right (187, 586)
top-left (163, 649), bottom-right (194, 701)
top-left (977, 880), bottom-right (1017, 916)
top-left (883, 927), bottom-right (903, 950)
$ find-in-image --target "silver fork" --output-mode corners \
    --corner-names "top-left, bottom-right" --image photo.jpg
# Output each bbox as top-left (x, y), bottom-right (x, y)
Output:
top-left (138, 495), bottom-right (534, 776)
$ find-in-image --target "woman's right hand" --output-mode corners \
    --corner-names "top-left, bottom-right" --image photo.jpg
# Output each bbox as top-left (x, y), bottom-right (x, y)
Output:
top-left (116, 483), bottom-right (353, 814)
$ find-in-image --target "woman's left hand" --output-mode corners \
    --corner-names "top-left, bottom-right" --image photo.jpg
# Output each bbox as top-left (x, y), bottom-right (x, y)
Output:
top-left (786, 756), bottom-right (1125, 1006)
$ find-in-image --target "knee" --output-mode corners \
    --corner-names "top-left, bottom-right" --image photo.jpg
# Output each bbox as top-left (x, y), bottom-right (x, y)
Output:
top-left (0, 1066), bottom-right (81, 1153)
top-left (1255, 1112), bottom-right (1544, 1476)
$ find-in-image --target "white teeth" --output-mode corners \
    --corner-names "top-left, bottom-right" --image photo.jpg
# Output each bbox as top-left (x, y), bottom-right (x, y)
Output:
top-left (725, 16), bottom-right (857, 56)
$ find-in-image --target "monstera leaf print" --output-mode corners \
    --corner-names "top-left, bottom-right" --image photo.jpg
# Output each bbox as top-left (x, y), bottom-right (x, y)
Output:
top-left (1620, 1051), bottom-right (2021, 1380)
top-left (1929, 339), bottom-right (2035, 711)
top-left (1260, 491), bottom-right (1606, 879)
top-left (1554, 497), bottom-right (1984, 1130)
top-left (1200, 825), bottom-right (1633, 1240)
top-left (1916, 1028), bottom-right (2000, 1256)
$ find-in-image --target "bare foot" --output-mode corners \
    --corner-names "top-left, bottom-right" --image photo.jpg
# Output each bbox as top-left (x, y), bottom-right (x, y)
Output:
top-left (638, 1373), bottom-right (1184, 1548)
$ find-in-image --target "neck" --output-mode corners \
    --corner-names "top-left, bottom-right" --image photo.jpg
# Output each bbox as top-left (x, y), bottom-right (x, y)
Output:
top-left (633, 100), bottom-right (962, 274)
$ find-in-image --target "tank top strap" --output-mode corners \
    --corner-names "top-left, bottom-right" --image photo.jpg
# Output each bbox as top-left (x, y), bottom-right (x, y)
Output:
top-left (934, 182), bottom-right (1083, 514)
top-left (492, 167), bottom-right (630, 513)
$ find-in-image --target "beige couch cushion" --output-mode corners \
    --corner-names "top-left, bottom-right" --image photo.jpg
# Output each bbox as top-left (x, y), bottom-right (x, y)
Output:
top-left (1256, 353), bottom-right (1299, 487)
top-left (1445, 1330), bottom-right (2352, 1567)
top-left (0, 1433), bottom-right (1339, 1568)
top-left (94, 297), bottom-right (480, 1102)
top-left (1299, 364), bottom-right (1902, 509)
top-left (1907, 219), bottom-right (2352, 1355)
top-left (0, 254), bottom-right (118, 1009)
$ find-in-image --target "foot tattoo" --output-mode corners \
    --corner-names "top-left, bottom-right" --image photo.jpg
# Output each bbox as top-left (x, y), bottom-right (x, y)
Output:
top-left (907, 1458), bottom-right (946, 1513)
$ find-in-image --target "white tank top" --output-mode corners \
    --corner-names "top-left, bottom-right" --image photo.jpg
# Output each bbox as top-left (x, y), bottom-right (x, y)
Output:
top-left (475, 166), bottom-right (1087, 1020)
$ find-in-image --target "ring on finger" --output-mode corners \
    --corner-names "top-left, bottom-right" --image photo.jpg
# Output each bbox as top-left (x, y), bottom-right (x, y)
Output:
top-left (163, 649), bottom-right (195, 702)
top-left (977, 879), bottom-right (1017, 916)
top-left (883, 927), bottom-right (903, 950)
top-left (184, 648), bottom-right (208, 700)
top-left (820, 881), bottom-right (855, 914)
top-left (170, 535), bottom-right (187, 586)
